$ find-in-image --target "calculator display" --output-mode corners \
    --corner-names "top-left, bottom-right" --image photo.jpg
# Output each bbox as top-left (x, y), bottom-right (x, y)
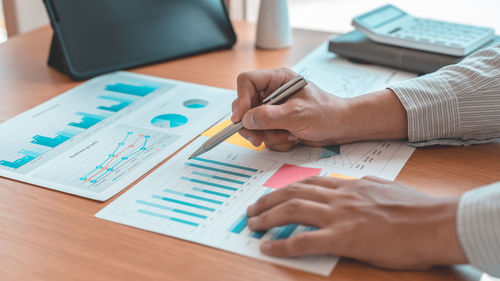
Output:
top-left (357, 6), bottom-right (405, 28)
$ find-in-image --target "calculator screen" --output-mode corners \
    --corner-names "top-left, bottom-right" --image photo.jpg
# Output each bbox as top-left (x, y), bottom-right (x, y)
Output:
top-left (358, 6), bottom-right (405, 28)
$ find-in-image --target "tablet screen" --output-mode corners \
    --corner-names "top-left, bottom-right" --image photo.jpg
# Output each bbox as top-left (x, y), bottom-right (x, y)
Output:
top-left (44, 0), bottom-right (236, 80)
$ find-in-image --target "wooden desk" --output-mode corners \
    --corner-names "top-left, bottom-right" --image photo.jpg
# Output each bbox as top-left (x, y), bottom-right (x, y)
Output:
top-left (1, 21), bottom-right (499, 281)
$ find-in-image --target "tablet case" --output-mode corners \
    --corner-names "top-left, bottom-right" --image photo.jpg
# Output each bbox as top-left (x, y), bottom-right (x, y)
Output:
top-left (43, 0), bottom-right (237, 81)
top-left (329, 30), bottom-right (500, 74)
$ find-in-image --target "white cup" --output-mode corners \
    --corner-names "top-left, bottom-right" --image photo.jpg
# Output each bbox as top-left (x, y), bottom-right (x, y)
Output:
top-left (255, 0), bottom-right (292, 49)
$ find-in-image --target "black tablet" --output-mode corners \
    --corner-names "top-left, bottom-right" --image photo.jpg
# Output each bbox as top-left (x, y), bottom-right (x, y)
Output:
top-left (43, 0), bottom-right (237, 80)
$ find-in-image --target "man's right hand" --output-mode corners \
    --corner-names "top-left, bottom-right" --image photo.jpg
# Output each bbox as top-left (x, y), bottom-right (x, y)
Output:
top-left (231, 68), bottom-right (351, 151)
top-left (231, 68), bottom-right (409, 151)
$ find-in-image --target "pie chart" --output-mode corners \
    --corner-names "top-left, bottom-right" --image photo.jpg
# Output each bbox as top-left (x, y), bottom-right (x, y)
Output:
top-left (151, 114), bottom-right (188, 128)
top-left (183, 99), bottom-right (208, 109)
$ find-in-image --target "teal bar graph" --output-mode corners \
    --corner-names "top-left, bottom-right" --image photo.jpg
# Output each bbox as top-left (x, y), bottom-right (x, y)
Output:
top-left (181, 176), bottom-right (238, 191)
top-left (136, 200), bottom-right (207, 219)
top-left (163, 189), bottom-right (223, 205)
top-left (98, 95), bottom-right (134, 112)
top-left (229, 214), bottom-right (249, 234)
top-left (192, 157), bottom-right (258, 172)
top-left (273, 224), bottom-right (298, 240)
top-left (192, 171), bottom-right (245, 185)
top-left (0, 148), bottom-right (49, 169)
top-left (106, 83), bottom-right (157, 97)
top-left (152, 194), bottom-right (215, 211)
top-left (31, 133), bottom-right (71, 148)
top-left (69, 112), bottom-right (108, 129)
top-left (192, 187), bottom-right (230, 198)
top-left (185, 163), bottom-right (251, 178)
top-left (137, 209), bottom-right (199, 226)
top-left (250, 231), bottom-right (267, 239)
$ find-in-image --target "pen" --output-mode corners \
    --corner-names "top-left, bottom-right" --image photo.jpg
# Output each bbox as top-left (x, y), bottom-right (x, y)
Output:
top-left (188, 75), bottom-right (308, 159)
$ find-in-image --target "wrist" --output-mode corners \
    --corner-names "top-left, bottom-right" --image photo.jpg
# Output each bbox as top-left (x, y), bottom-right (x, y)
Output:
top-left (420, 196), bottom-right (468, 265)
top-left (341, 89), bottom-right (409, 143)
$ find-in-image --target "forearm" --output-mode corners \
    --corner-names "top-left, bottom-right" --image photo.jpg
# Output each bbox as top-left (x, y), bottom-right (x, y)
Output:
top-left (339, 89), bottom-right (408, 143)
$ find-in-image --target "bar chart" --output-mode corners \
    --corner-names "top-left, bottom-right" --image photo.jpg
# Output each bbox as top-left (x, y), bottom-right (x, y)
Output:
top-left (96, 137), bottom-right (339, 275)
top-left (134, 156), bottom-right (264, 228)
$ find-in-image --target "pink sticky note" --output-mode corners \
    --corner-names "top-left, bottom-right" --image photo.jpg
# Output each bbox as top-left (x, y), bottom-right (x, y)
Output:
top-left (264, 164), bottom-right (321, 189)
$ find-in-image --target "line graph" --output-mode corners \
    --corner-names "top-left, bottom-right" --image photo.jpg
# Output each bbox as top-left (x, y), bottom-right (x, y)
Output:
top-left (34, 124), bottom-right (179, 193)
top-left (80, 132), bottom-right (150, 184)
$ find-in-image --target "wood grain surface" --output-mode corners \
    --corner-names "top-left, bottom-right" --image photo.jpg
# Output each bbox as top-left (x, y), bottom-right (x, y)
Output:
top-left (0, 21), bottom-right (498, 281)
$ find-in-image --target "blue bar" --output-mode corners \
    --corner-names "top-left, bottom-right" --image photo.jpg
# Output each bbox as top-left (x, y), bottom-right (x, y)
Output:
top-left (250, 231), bottom-right (267, 239)
top-left (98, 95), bottom-right (135, 104)
top-left (192, 157), bottom-right (258, 172)
top-left (137, 209), bottom-right (199, 226)
top-left (192, 187), bottom-right (230, 198)
top-left (163, 189), bottom-right (223, 205)
top-left (186, 163), bottom-right (251, 178)
top-left (152, 195), bottom-right (215, 211)
top-left (106, 83), bottom-right (157, 96)
top-left (18, 149), bottom-right (42, 158)
top-left (56, 129), bottom-right (80, 138)
top-left (229, 215), bottom-right (249, 234)
top-left (273, 224), bottom-right (299, 240)
top-left (181, 176), bottom-right (237, 191)
top-left (136, 200), bottom-right (207, 219)
top-left (0, 155), bottom-right (36, 169)
top-left (97, 95), bottom-right (134, 112)
top-left (75, 112), bottom-right (108, 120)
top-left (68, 112), bottom-right (107, 129)
top-left (192, 171), bottom-right (245, 185)
top-left (31, 134), bottom-right (70, 148)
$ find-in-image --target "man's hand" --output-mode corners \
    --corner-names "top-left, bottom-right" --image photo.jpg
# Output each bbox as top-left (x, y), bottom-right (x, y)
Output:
top-left (232, 68), bottom-right (350, 151)
top-left (246, 176), bottom-right (468, 269)
top-left (232, 68), bottom-right (409, 151)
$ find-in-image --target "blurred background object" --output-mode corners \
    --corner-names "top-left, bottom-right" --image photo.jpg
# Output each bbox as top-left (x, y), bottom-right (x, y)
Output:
top-left (1, 0), bottom-right (49, 40)
top-left (231, 0), bottom-right (500, 33)
top-left (0, 1), bottom-right (6, 43)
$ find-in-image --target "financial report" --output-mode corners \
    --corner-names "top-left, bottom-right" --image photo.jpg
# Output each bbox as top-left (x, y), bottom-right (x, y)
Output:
top-left (0, 72), bottom-right (233, 200)
top-left (97, 43), bottom-right (418, 275)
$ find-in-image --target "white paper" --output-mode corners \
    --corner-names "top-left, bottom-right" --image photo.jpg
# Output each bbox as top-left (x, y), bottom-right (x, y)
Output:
top-left (292, 42), bottom-right (417, 98)
top-left (0, 71), bottom-right (234, 201)
top-left (96, 44), bottom-right (418, 275)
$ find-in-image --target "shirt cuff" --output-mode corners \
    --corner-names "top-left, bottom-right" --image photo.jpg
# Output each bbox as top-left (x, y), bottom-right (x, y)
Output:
top-left (457, 182), bottom-right (500, 277)
top-left (388, 73), bottom-right (461, 144)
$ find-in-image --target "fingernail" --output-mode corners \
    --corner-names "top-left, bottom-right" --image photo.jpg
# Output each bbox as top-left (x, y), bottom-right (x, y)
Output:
top-left (248, 217), bottom-right (257, 228)
top-left (261, 242), bottom-right (271, 253)
top-left (288, 135), bottom-right (298, 142)
top-left (247, 204), bottom-right (255, 216)
top-left (247, 113), bottom-right (255, 129)
top-left (232, 109), bottom-right (239, 121)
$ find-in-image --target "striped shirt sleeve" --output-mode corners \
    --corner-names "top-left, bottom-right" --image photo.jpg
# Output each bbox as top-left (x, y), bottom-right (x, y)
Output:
top-left (388, 44), bottom-right (500, 276)
top-left (458, 182), bottom-right (500, 277)
top-left (389, 43), bottom-right (500, 146)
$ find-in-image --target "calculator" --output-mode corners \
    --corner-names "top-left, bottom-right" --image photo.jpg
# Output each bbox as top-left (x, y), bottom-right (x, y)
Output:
top-left (352, 4), bottom-right (495, 56)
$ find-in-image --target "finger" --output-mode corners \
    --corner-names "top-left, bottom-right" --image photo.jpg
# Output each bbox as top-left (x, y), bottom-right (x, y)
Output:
top-left (248, 199), bottom-right (330, 231)
top-left (260, 229), bottom-right (333, 257)
top-left (247, 183), bottom-right (331, 216)
top-left (241, 97), bottom-right (303, 132)
top-left (298, 176), bottom-right (351, 190)
top-left (261, 130), bottom-right (299, 152)
top-left (362, 175), bottom-right (393, 184)
top-left (265, 141), bottom-right (297, 152)
top-left (232, 68), bottom-right (296, 123)
top-left (238, 129), bottom-right (264, 147)
top-left (261, 130), bottom-right (298, 146)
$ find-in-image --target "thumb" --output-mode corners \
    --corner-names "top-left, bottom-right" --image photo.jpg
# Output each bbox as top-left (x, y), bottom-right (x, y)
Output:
top-left (241, 104), bottom-right (291, 131)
